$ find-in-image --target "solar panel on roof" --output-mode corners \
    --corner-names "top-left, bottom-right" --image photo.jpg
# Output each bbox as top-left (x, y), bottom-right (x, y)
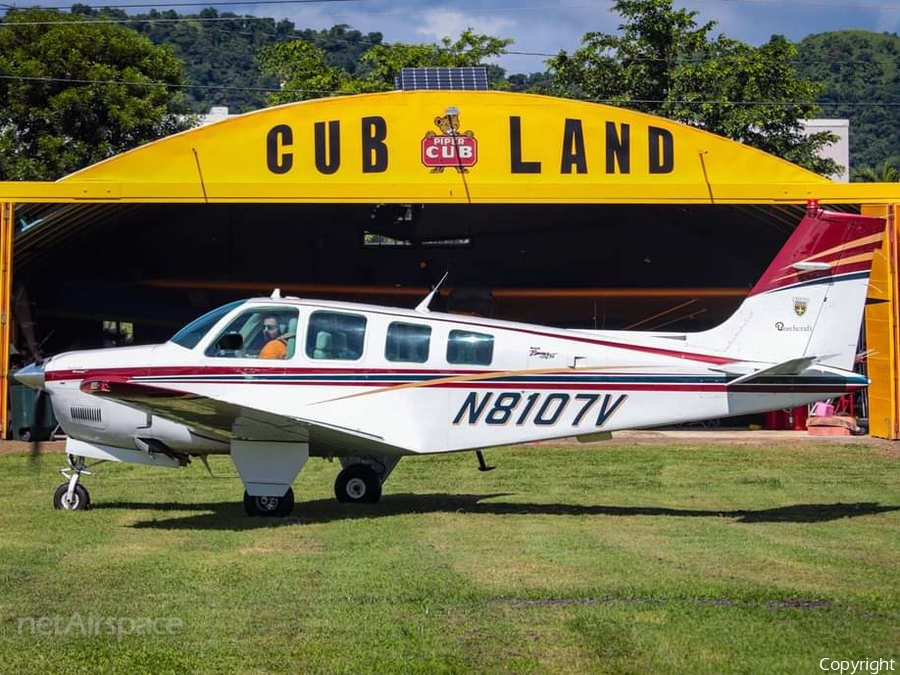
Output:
top-left (397, 67), bottom-right (489, 91)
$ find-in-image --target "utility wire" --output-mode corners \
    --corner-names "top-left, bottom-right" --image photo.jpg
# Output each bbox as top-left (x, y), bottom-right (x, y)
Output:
top-left (2, 0), bottom-right (361, 8)
top-left (5, 0), bottom-right (900, 10)
top-left (2, 73), bottom-right (899, 108)
top-left (0, 11), bottom-right (895, 70)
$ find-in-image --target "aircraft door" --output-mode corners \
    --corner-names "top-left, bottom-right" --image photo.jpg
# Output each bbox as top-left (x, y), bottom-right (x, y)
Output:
top-left (383, 321), bottom-right (443, 448)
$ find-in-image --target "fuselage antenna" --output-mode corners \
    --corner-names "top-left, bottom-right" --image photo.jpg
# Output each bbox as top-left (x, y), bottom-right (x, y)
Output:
top-left (415, 272), bottom-right (449, 313)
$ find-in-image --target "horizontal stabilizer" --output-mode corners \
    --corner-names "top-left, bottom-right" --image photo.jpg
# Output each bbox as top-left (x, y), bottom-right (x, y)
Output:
top-left (724, 356), bottom-right (818, 386)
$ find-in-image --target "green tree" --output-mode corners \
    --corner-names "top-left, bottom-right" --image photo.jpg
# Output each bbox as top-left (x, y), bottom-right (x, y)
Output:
top-left (258, 28), bottom-right (512, 105)
top-left (0, 7), bottom-right (193, 180)
top-left (257, 39), bottom-right (348, 103)
top-left (546, 0), bottom-right (840, 176)
top-left (296, 24), bottom-right (383, 75)
top-left (851, 161), bottom-right (900, 182)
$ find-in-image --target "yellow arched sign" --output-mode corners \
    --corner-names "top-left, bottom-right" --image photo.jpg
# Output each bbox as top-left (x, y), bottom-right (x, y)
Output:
top-left (49, 90), bottom-right (862, 204)
top-left (0, 90), bottom-right (897, 203)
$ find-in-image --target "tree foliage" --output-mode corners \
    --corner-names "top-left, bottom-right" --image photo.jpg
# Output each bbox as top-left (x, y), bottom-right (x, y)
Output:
top-left (0, 7), bottom-right (193, 180)
top-left (258, 29), bottom-right (513, 105)
top-left (546, 0), bottom-right (840, 176)
top-left (126, 7), bottom-right (301, 112)
top-left (851, 161), bottom-right (900, 182)
top-left (794, 30), bottom-right (900, 176)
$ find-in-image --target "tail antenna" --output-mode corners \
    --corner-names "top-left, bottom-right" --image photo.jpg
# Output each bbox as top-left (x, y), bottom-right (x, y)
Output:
top-left (415, 271), bottom-right (449, 314)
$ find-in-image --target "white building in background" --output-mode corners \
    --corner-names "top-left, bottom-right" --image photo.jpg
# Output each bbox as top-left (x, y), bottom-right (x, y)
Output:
top-left (197, 106), bottom-right (233, 126)
top-left (802, 118), bottom-right (850, 182)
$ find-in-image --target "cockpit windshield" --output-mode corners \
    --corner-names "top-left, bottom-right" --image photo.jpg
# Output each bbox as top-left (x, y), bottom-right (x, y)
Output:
top-left (169, 300), bottom-right (245, 350)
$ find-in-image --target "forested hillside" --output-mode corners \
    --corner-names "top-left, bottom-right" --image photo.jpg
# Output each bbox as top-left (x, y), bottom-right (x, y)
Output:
top-left (795, 30), bottom-right (900, 175)
top-left (83, 7), bottom-right (539, 112)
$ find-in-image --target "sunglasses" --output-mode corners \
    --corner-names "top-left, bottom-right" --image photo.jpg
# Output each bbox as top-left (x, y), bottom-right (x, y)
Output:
top-left (263, 324), bottom-right (279, 331)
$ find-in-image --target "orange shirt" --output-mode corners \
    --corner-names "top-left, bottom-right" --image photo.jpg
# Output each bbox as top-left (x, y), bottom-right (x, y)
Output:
top-left (259, 338), bottom-right (287, 359)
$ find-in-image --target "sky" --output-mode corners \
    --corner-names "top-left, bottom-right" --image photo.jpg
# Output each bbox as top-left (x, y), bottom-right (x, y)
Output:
top-left (240, 0), bottom-right (900, 74)
top-left (6, 0), bottom-right (900, 74)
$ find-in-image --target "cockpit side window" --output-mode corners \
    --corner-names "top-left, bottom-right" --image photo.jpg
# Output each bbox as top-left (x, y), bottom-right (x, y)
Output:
top-left (204, 307), bottom-right (300, 359)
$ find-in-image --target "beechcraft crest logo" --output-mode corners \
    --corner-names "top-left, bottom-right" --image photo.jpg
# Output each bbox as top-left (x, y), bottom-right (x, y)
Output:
top-left (421, 106), bottom-right (478, 173)
top-left (793, 297), bottom-right (809, 316)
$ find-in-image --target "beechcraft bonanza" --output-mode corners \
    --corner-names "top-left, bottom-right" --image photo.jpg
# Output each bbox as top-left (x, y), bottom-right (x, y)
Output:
top-left (15, 204), bottom-right (886, 517)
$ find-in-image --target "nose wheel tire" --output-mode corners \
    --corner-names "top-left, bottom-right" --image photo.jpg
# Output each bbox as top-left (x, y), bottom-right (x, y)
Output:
top-left (334, 464), bottom-right (382, 504)
top-left (53, 483), bottom-right (91, 511)
top-left (243, 488), bottom-right (294, 517)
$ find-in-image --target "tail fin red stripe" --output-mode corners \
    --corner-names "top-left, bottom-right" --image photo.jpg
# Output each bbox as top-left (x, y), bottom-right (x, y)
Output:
top-left (748, 210), bottom-right (885, 297)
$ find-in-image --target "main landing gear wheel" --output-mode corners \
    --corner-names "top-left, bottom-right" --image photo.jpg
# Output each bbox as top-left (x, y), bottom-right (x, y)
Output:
top-left (53, 483), bottom-right (91, 511)
top-left (243, 488), bottom-right (294, 517)
top-left (334, 464), bottom-right (382, 504)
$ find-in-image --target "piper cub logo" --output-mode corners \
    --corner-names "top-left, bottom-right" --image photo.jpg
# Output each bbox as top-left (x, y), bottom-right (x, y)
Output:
top-left (421, 106), bottom-right (477, 173)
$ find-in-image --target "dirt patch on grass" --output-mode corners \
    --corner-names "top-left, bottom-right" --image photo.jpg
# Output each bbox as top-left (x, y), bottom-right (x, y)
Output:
top-left (0, 439), bottom-right (65, 456)
top-left (2, 431), bottom-right (897, 456)
top-left (541, 429), bottom-right (900, 452)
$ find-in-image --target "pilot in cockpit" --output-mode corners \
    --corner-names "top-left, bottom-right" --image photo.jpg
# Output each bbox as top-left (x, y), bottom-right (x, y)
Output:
top-left (259, 313), bottom-right (289, 359)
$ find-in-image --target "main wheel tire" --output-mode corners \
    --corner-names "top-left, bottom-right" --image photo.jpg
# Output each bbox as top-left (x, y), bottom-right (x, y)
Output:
top-left (334, 464), bottom-right (382, 504)
top-left (53, 483), bottom-right (90, 511)
top-left (243, 488), bottom-right (294, 517)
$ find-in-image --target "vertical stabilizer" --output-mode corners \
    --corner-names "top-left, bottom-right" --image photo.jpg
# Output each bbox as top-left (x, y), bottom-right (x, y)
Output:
top-left (687, 206), bottom-right (885, 369)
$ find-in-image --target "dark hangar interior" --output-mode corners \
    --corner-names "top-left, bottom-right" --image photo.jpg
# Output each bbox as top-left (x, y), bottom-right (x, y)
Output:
top-left (12, 200), bottom-right (847, 356)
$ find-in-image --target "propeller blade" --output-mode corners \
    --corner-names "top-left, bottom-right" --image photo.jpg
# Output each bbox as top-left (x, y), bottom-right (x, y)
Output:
top-left (13, 283), bottom-right (42, 365)
top-left (15, 362), bottom-right (49, 463)
top-left (29, 388), bottom-right (47, 463)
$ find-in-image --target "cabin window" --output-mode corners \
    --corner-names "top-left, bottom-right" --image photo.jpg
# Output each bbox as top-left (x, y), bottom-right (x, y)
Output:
top-left (447, 329), bottom-right (494, 365)
top-left (204, 307), bottom-right (299, 359)
top-left (385, 322), bottom-right (431, 363)
top-left (306, 311), bottom-right (366, 360)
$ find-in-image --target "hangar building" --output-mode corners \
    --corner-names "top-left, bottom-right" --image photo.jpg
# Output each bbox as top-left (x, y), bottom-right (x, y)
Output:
top-left (2, 90), bottom-right (900, 437)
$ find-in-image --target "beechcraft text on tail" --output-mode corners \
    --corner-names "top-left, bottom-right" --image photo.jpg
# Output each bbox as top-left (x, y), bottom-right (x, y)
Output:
top-left (15, 204), bottom-right (885, 517)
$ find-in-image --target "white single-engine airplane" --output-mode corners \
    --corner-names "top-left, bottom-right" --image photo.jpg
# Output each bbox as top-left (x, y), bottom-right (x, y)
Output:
top-left (15, 204), bottom-right (886, 517)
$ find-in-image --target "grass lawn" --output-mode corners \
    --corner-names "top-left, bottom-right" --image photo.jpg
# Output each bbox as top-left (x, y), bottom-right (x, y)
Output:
top-left (0, 439), bottom-right (898, 674)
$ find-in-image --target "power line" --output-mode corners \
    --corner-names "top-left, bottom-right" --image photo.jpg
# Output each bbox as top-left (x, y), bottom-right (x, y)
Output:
top-left (1, 9), bottom-right (896, 70)
top-left (0, 73), bottom-right (280, 93)
top-left (10, 0), bottom-right (894, 12)
top-left (3, 73), bottom-right (900, 108)
top-left (3, 0), bottom-right (360, 8)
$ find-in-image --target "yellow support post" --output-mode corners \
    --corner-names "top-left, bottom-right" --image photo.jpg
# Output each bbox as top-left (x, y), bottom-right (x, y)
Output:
top-left (863, 204), bottom-right (899, 439)
top-left (0, 201), bottom-right (12, 440)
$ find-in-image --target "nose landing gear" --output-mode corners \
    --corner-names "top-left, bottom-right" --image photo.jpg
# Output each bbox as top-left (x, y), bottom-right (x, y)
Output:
top-left (52, 455), bottom-right (95, 511)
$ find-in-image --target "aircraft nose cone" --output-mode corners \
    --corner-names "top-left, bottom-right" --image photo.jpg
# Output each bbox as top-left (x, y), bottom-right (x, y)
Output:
top-left (14, 363), bottom-right (45, 390)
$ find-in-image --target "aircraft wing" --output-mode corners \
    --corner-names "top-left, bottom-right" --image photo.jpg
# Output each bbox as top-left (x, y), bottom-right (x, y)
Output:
top-left (80, 378), bottom-right (400, 455)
